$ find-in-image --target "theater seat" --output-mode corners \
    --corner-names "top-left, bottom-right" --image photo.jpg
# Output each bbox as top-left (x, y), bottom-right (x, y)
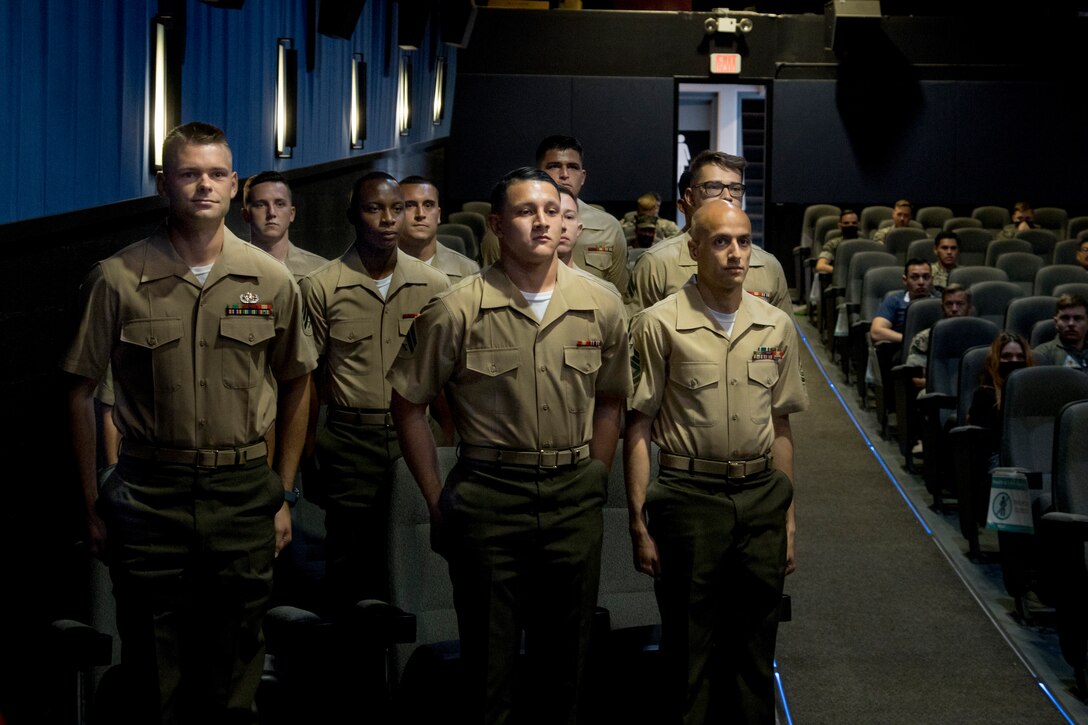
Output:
top-left (1034, 265), bottom-right (1088, 296)
top-left (947, 345), bottom-right (994, 559)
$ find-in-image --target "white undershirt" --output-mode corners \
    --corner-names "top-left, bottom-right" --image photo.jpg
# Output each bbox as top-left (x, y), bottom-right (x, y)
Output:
top-left (190, 263), bottom-right (214, 286)
top-left (374, 274), bottom-right (393, 300)
top-left (707, 308), bottom-right (737, 336)
top-left (520, 289), bottom-right (553, 321)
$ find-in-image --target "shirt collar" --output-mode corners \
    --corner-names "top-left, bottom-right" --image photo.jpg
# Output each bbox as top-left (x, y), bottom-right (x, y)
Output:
top-left (141, 225), bottom-right (259, 285)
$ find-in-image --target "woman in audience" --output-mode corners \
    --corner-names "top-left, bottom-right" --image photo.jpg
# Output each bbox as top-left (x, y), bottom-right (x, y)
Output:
top-left (968, 331), bottom-right (1035, 468)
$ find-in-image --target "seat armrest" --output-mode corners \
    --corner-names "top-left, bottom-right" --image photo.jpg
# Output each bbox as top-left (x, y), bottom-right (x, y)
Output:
top-left (1041, 511), bottom-right (1088, 539)
top-left (916, 391), bottom-right (955, 410)
top-left (355, 599), bottom-right (417, 645)
top-left (50, 619), bottom-right (112, 668)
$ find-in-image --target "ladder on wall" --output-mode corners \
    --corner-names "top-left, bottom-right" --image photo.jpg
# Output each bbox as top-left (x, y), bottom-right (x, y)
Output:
top-left (741, 96), bottom-right (767, 248)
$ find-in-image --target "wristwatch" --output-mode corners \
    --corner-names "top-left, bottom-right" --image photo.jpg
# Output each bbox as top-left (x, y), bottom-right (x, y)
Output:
top-left (283, 487), bottom-right (301, 508)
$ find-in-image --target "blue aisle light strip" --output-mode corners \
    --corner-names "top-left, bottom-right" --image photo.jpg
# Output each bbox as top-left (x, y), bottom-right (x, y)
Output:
top-left (1037, 682), bottom-right (1076, 725)
top-left (796, 325), bottom-right (933, 535)
top-left (774, 660), bottom-right (794, 725)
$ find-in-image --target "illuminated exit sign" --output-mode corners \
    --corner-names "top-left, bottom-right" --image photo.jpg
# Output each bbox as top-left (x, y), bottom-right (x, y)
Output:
top-left (709, 53), bottom-right (742, 74)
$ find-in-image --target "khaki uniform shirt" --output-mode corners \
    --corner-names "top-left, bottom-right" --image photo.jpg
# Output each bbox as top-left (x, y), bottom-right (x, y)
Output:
top-left (62, 227), bottom-right (317, 448)
top-left (283, 242), bottom-right (329, 283)
top-left (388, 262), bottom-right (632, 451)
top-left (573, 199), bottom-right (629, 294)
top-left (629, 285), bottom-right (808, 461)
top-left (629, 232), bottom-right (792, 315)
top-left (431, 244), bottom-right (481, 282)
top-left (302, 246), bottom-right (450, 410)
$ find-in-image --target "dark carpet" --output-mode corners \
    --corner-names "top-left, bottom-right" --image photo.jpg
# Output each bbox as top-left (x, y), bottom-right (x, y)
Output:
top-left (775, 324), bottom-right (1068, 724)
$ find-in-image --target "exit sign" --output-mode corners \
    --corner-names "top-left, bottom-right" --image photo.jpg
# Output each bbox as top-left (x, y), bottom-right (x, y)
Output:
top-left (710, 53), bottom-right (742, 74)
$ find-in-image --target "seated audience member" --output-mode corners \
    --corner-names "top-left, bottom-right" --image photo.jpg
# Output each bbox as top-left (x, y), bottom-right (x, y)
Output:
top-left (905, 284), bottom-right (972, 389)
top-left (872, 200), bottom-right (913, 243)
top-left (997, 201), bottom-right (1037, 239)
top-left (620, 191), bottom-right (679, 246)
top-left (813, 209), bottom-right (861, 275)
top-left (1032, 294), bottom-right (1088, 371)
top-left (1076, 237), bottom-right (1088, 271)
top-left (870, 258), bottom-right (938, 348)
top-left (968, 331), bottom-right (1034, 469)
top-left (930, 232), bottom-right (960, 290)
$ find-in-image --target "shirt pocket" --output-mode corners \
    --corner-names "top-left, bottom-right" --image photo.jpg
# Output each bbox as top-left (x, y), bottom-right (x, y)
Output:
top-left (464, 347), bottom-right (521, 415)
top-left (120, 318), bottom-right (183, 393)
top-left (563, 346), bottom-right (603, 413)
top-left (583, 249), bottom-right (614, 272)
top-left (219, 316), bottom-right (276, 389)
top-left (667, 361), bottom-right (720, 427)
top-left (328, 319), bottom-right (375, 378)
top-left (746, 360), bottom-right (779, 424)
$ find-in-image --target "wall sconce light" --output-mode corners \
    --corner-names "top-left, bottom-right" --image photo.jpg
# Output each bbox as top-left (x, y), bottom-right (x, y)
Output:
top-left (432, 56), bottom-right (446, 126)
top-left (350, 53), bottom-right (367, 150)
top-left (396, 56), bottom-right (412, 136)
top-left (703, 13), bottom-right (754, 35)
top-left (150, 16), bottom-right (171, 172)
top-left (275, 37), bottom-right (297, 158)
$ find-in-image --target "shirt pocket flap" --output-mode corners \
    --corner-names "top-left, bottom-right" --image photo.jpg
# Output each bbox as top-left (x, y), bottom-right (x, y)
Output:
top-left (747, 360), bottom-right (780, 389)
top-left (465, 348), bottom-right (520, 377)
top-left (120, 318), bottom-right (183, 350)
top-left (669, 361), bottom-right (720, 391)
top-left (563, 346), bottom-right (602, 374)
top-left (329, 319), bottom-right (374, 344)
top-left (220, 317), bottom-right (276, 347)
top-left (399, 316), bottom-right (417, 336)
top-left (583, 250), bottom-right (613, 271)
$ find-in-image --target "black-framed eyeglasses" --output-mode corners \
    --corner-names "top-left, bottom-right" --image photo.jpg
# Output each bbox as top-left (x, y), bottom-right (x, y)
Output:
top-left (691, 181), bottom-right (746, 199)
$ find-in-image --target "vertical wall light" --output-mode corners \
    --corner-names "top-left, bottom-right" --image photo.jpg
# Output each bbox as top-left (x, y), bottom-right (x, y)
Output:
top-left (150, 16), bottom-right (170, 172)
top-left (275, 38), bottom-right (297, 158)
top-left (350, 53), bottom-right (367, 150)
top-left (396, 56), bottom-right (413, 136)
top-left (432, 56), bottom-right (446, 126)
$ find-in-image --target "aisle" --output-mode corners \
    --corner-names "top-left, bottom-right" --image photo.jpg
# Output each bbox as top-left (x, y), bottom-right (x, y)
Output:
top-left (774, 322), bottom-right (1070, 724)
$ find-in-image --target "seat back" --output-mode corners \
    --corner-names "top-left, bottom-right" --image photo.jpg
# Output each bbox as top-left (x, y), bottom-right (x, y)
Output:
top-left (860, 205), bottom-right (893, 239)
top-left (1015, 228), bottom-right (1058, 262)
top-left (1004, 295), bottom-right (1058, 341)
top-left (1034, 265), bottom-right (1088, 296)
top-left (389, 449), bottom-right (460, 680)
top-left (801, 204), bottom-right (840, 248)
top-left (948, 266), bottom-right (1008, 288)
top-left (1052, 282), bottom-right (1088, 301)
top-left (1067, 216), bottom-right (1088, 241)
top-left (1001, 367), bottom-right (1088, 472)
top-left (901, 297), bottom-right (943, 359)
top-left (813, 214), bottom-right (841, 247)
top-left (972, 205), bottom-right (1011, 230)
top-left (1052, 239), bottom-right (1081, 266)
top-left (984, 239), bottom-right (1033, 267)
top-left (1033, 207), bottom-right (1069, 239)
top-left (437, 234), bottom-right (466, 256)
top-left (884, 227), bottom-right (929, 263)
top-left (1052, 400), bottom-right (1088, 514)
top-left (969, 281), bottom-right (1024, 328)
top-left (1030, 318), bottom-right (1057, 348)
top-left (437, 222), bottom-right (478, 261)
top-left (945, 216), bottom-right (983, 232)
top-left (449, 211), bottom-right (487, 254)
top-left (917, 206), bottom-right (953, 235)
top-left (995, 252), bottom-right (1043, 294)
top-left (829, 240), bottom-right (883, 291)
top-left (956, 345), bottom-right (991, 426)
top-left (847, 251), bottom-right (897, 307)
top-left (860, 267), bottom-right (907, 322)
top-left (925, 317), bottom-right (1000, 396)
top-left (953, 228), bottom-right (995, 265)
top-left (906, 238), bottom-right (938, 265)
top-left (462, 201), bottom-right (492, 217)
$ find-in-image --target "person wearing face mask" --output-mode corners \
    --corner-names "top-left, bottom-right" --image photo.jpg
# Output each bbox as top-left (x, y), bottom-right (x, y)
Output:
top-left (813, 209), bottom-right (861, 276)
top-left (968, 331), bottom-right (1035, 469)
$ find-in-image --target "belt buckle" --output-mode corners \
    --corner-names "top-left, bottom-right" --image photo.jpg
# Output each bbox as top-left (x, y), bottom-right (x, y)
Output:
top-left (196, 449), bottom-right (219, 469)
top-left (538, 450), bottom-right (559, 469)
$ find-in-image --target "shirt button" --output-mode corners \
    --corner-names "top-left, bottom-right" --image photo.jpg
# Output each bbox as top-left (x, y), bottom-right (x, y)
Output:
top-left (544, 441), bottom-right (552, 448)
top-left (489, 364), bottom-right (497, 372)
top-left (542, 404), bottom-right (550, 411)
top-left (539, 365), bottom-right (546, 372)
top-left (349, 332), bottom-right (356, 340)
top-left (731, 414), bottom-right (738, 421)
top-left (148, 336), bottom-right (157, 345)
top-left (199, 418), bottom-right (208, 427)
top-left (384, 338), bottom-right (391, 344)
top-left (689, 378), bottom-right (698, 387)
top-left (199, 379), bottom-right (207, 388)
top-left (248, 333), bottom-right (255, 341)
top-left (730, 379), bottom-right (737, 386)
top-left (199, 339), bottom-right (207, 347)
top-left (733, 450), bottom-right (740, 457)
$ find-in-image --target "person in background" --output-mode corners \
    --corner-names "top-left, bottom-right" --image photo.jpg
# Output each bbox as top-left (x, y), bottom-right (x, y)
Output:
top-left (997, 201), bottom-right (1037, 239)
top-left (621, 191), bottom-right (680, 246)
top-left (968, 331), bottom-right (1035, 469)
